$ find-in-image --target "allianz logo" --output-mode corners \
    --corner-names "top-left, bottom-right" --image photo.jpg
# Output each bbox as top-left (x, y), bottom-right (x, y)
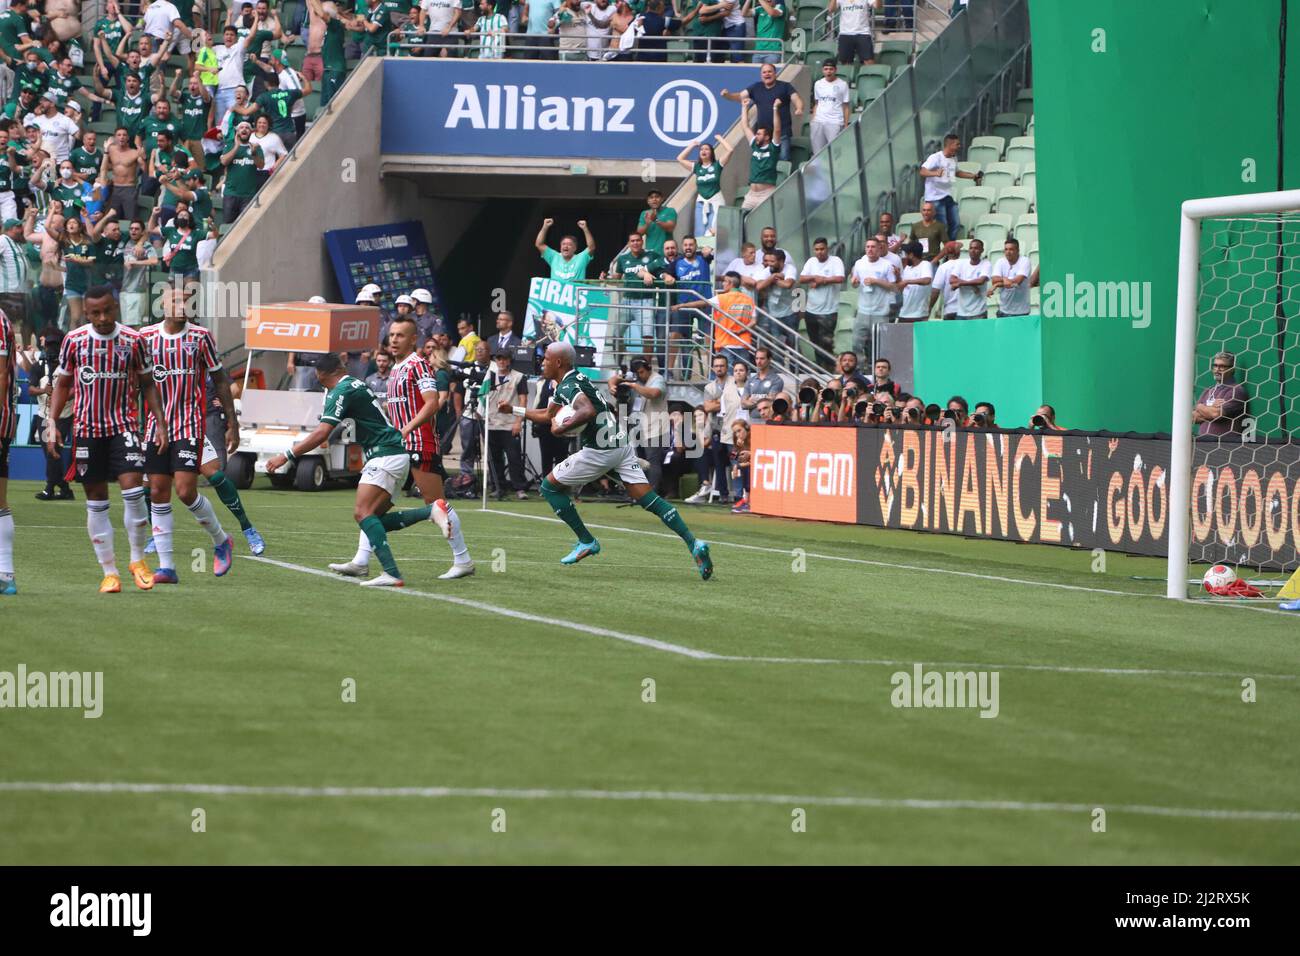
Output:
top-left (444, 79), bottom-right (719, 147)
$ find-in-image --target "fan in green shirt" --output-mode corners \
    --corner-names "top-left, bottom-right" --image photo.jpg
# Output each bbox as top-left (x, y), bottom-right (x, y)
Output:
top-left (0, 7), bottom-right (31, 64)
top-left (113, 83), bottom-right (148, 141)
top-left (12, 53), bottom-right (48, 100)
top-left (535, 218), bottom-right (596, 283)
top-left (635, 191), bottom-right (677, 255)
top-left (265, 354), bottom-right (434, 588)
top-left (221, 136), bottom-right (265, 199)
top-left (70, 139), bottom-right (104, 182)
top-left (253, 82), bottom-right (301, 138)
top-left (140, 105), bottom-right (180, 155)
top-left (93, 14), bottom-right (127, 53)
top-left (754, 0), bottom-right (786, 54)
top-left (611, 234), bottom-right (667, 299)
top-left (163, 217), bottom-right (201, 275)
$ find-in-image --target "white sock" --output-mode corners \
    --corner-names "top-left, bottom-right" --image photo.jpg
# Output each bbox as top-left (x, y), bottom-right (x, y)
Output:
top-left (443, 501), bottom-right (471, 564)
top-left (87, 500), bottom-right (117, 576)
top-left (185, 494), bottom-right (228, 546)
top-left (352, 528), bottom-right (372, 566)
top-left (122, 487), bottom-right (150, 563)
top-left (150, 502), bottom-right (175, 569)
top-left (0, 508), bottom-right (13, 576)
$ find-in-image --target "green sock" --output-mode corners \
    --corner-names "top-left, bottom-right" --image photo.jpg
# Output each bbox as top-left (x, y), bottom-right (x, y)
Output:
top-left (208, 470), bottom-right (252, 531)
top-left (541, 479), bottom-right (594, 544)
top-left (380, 505), bottom-right (431, 532)
top-left (638, 491), bottom-right (696, 549)
top-left (360, 515), bottom-right (401, 578)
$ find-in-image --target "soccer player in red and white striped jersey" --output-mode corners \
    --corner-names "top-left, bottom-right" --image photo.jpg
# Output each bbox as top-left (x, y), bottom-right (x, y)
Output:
top-left (329, 314), bottom-right (474, 580)
top-left (48, 285), bottom-right (169, 593)
top-left (0, 306), bottom-right (17, 594)
top-left (140, 287), bottom-right (254, 582)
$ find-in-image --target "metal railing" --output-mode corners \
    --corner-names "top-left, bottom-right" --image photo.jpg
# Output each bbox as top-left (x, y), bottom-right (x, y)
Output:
top-left (743, 0), bottom-right (1030, 271)
top-left (387, 29), bottom-right (785, 62)
top-left (568, 282), bottom-right (838, 385)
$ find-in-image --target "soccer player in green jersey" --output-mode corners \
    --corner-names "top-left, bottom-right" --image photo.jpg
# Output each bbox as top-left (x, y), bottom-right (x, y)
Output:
top-left (501, 341), bottom-right (713, 579)
top-left (265, 353), bottom-right (441, 588)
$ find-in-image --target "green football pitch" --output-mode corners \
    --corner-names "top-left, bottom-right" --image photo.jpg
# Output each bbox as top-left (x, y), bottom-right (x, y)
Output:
top-left (1, 478), bottom-right (1297, 864)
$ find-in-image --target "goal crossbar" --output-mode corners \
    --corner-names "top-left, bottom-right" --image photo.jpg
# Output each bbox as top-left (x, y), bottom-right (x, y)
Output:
top-left (1168, 188), bottom-right (1300, 598)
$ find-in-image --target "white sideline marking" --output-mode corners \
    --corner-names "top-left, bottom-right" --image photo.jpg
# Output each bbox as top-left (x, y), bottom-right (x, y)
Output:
top-left (1, 780), bottom-right (1296, 822)
top-left (241, 555), bottom-right (719, 660)
top-left (240, 554), bottom-right (1298, 680)
top-left (481, 508), bottom-right (1300, 617)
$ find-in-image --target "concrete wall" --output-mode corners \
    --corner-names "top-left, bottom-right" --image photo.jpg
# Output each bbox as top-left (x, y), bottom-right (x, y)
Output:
top-left (209, 58), bottom-right (418, 364)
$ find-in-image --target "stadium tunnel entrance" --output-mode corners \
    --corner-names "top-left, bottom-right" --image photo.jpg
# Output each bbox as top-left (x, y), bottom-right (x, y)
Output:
top-left (385, 175), bottom-right (677, 336)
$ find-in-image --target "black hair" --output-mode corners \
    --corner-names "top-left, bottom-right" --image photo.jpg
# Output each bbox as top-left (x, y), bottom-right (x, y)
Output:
top-left (316, 352), bottom-right (344, 375)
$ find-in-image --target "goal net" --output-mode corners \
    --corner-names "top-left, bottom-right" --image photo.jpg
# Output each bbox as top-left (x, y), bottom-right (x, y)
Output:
top-left (1168, 189), bottom-right (1300, 597)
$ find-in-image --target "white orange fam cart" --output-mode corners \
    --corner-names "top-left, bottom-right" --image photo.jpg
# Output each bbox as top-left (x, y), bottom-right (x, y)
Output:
top-left (226, 302), bottom-right (382, 491)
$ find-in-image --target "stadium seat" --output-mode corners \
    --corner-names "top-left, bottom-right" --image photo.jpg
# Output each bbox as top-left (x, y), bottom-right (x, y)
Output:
top-left (972, 214), bottom-right (1013, 250)
top-left (1014, 213), bottom-right (1038, 249)
top-left (855, 64), bottom-right (892, 102)
top-left (994, 185), bottom-right (1034, 219)
top-left (667, 38), bottom-right (690, 62)
top-left (1019, 162), bottom-right (1036, 194)
top-left (898, 211), bottom-right (923, 231)
top-left (877, 40), bottom-right (913, 71)
top-left (967, 136), bottom-right (1005, 168)
top-left (987, 248), bottom-right (1005, 270)
top-left (855, 85), bottom-right (882, 110)
top-left (796, 6), bottom-right (822, 33)
top-left (980, 162), bottom-right (1019, 189)
top-left (957, 160), bottom-right (981, 177)
top-left (1016, 87), bottom-right (1034, 114)
top-left (1005, 136), bottom-right (1035, 169)
top-left (956, 186), bottom-right (997, 236)
top-left (992, 112), bottom-right (1028, 142)
top-left (777, 160), bottom-right (793, 179)
top-left (805, 41), bottom-right (837, 64)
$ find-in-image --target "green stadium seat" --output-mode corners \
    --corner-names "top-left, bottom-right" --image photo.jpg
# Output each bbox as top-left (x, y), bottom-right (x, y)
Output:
top-left (854, 85), bottom-right (881, 110)
top-left (898, 211), bottom-right (923, 231)
top-left (972, 214), bottom-right (1013, 250)
top-left (856, 64), bottom-right (892, 95)
top-left (1015, 87), bottom-right (1034, 114)
top-left (1005, 136), bottom-right (1035, 169)
top-left (991, 112), bottom-right (1027, 142)
top-left (956, 186), bottom-right (996, 236)
top-left (994, 185), bottom-right (1034, 219)
top-left (877, 40), bottom-right (912, 71)
top-left (980, 162), bottom-right (1019, 189)
top-left (987, 248), bottom-right (1005, 270)
top-left (957, 160), bottom-right (981, 176)
top-left (804, 41), bottom-right (837, 65)
top-left (796, 6), bottom-right (822, 32)
top-left (1018, 162), bottom-right (1036, 193)
top-left (967, 136), bottom-right (1005, 167)
top-left (667, 38), bottom-right (690, 62)
top-left (777, 160), bottom-right (793, 179)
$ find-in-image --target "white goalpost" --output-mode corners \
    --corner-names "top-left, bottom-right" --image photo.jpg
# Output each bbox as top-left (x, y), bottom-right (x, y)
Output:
top-left (1167, 188), bottom-right (1300, 598)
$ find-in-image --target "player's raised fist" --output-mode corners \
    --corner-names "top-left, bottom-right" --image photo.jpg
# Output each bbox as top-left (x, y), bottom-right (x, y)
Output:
top-left (543, 218), bottom-right (554, 228)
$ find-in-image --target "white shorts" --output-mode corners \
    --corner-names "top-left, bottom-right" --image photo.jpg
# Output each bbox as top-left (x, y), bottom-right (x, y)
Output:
top-left (553, 444), bottom-right (647, 488)
top-left (359, 453), bottom-right (410, 498)
top-left (201, 435), bottom-right (219, 467)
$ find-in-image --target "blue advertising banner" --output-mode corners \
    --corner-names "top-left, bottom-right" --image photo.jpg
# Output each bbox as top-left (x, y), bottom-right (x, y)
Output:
top-left (323, 220), bottom-right (442, 329)
top-left (381, 60), bottom-right (757, 160)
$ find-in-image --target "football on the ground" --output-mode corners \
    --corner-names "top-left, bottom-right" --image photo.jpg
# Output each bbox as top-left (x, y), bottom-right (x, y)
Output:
top-left (553, 406), bottom-right (577, 431)
top-left (1202, 564), bottom-right (1237, 590)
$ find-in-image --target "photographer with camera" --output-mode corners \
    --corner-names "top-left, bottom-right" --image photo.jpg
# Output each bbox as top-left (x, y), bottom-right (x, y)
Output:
top-left (1029, 404), bottom-right (1064, 431)
top-left (608, 355), bottom-right (668, 494)
top-left (944, 395), bottom-right (971, 426)
top-left (484, 347), bottom-right (530, 500)
top-left (971, 401), bottom-right (996, 429)
top-left (689, 354), bottom-right (733, 504)
top-left (455, 340), bottom-right (493, 482)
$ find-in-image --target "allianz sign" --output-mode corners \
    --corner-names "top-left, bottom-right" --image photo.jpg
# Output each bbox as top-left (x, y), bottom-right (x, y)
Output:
top-left (443, 79), bottom-right (721, 148)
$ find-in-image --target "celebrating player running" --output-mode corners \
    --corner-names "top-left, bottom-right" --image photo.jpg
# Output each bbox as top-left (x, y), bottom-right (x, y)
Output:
top-left (502, 341), bottom-right (713, 579)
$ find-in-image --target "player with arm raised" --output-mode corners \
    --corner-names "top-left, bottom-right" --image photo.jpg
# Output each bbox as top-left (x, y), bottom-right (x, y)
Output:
top-left (140, 287), bottom-right (261, 583)
top-left (266, 352), bottom-right (440, 588)
top-left (47, 285), bottom-right (168, 592)
top-left (0, 306), bottom-right (15, 593)
top-left (330, 314), bottom-right (474, 581)
top-left (501, 341), bottom-right (713, 578)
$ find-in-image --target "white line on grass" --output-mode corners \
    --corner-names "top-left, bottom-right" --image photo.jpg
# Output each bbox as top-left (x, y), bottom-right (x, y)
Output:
top-left (1, 780), bottom-right (1296, 822)
top-left (239, 555), bottom-right (1297, 681)
top-left (480, 508), bottom-right (1300, 618)
top-left (241, 555), bottom-right (719, 660)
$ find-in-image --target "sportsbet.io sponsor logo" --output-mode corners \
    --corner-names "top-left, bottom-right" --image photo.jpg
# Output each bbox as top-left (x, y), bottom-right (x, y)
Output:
top-left (78, 366), bottom-right (127, 386)
top-left (443, 79), bottom-right (719, 147)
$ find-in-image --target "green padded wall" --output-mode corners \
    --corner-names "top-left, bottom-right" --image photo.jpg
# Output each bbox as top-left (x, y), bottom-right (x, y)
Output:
top-left (913, 315), bottom-right (1043, 426)
top-left (1031, 0), bottom-right (1300, 432)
